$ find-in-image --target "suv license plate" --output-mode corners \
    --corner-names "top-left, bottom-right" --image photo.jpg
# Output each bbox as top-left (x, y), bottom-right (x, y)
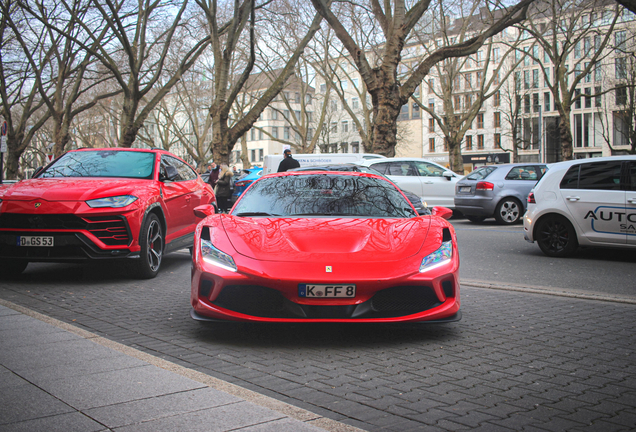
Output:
top-left (298, 284), bottom-right (356, 298)
top-left (18, 236), bottom-right (54, 247)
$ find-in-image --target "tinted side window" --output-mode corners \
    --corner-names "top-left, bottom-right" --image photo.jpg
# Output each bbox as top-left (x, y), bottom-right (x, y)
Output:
top-left (561, 161), bottom-right (623, 190)
top-left (413, 161), bottom-right (445, 177)
top-left (161, 156), bottom-right (197, 181)
top-left (387, 162), bottom-right (417, 176)
top-left (370, 162), bottom-right (389, 174)
top-left (629, 162), bottom-right (636, 191)
top-left (560, 165), bottom-right (580, 189)
top-left (537, 165), bottom-right (548, 179)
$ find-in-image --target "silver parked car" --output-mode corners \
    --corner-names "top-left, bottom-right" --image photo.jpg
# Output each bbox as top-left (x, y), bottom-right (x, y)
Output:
top-left (454, 163), bottom-right (548, 224)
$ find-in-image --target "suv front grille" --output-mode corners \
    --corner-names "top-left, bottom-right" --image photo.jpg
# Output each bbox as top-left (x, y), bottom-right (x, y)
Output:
top-left (0, 213), bottom-right (131, 246)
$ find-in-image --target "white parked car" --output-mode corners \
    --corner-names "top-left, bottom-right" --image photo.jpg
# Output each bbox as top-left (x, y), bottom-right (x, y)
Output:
top-left (361, 158), bottom-right (460, 208)
top-left (524, 155), bottom-right (636, 257)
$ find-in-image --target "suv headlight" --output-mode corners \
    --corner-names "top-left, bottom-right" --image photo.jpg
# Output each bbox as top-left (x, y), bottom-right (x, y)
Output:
top-left (86, 195), bottom-right (138, 208)
top-left (420, 240), bottom-right (452, 273)
top-left (201, 239), bottom-right (237, 272)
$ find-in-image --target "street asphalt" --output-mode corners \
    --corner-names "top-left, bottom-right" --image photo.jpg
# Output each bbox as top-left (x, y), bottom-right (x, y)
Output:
top-left (1, 255), bottom-right (635, 431)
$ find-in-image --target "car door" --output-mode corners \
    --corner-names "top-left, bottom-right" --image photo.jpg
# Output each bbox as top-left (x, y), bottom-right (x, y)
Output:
top-left (370, 161), bottom-right (424, 197)
top-left (160, 155), bottom-right (200, 240)
top-left (412, 160), bottom-right (457, 207)
top-left (560, 160), bottom-right (626, 245)
top-left (627, 161), bottom-right (636, 245)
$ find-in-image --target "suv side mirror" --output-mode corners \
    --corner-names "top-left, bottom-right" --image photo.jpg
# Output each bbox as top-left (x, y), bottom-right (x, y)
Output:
top-left (442, 170), bottom-right (455, 180)
top-left (160, 165), bottom-right (179, 182)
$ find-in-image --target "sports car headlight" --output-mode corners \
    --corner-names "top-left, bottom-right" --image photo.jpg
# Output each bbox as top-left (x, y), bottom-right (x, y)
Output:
top-left (201, 239), bottom-right (237, 272)
top-left (419, 240), bottom-right (453, 273)
top-left (86, 195), bottom-right (138, 208)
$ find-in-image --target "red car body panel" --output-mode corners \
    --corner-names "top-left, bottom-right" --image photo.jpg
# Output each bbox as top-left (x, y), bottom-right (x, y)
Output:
top-left (191, 197), bottom-right (460, 323)
top-left (0, 148), bottom-right (214, 270)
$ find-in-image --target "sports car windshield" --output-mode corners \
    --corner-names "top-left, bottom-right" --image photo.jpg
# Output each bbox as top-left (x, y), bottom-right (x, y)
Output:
top-left (39, 150), bottom-right (155, 179)
top-left (232, 174), bottom-right (417, 218)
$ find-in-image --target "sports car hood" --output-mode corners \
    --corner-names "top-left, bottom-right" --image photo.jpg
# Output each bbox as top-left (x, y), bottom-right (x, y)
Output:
top-left (0, 178), bottom-right (151, 202)
top-left (221, 216), bottom-right (432, 262)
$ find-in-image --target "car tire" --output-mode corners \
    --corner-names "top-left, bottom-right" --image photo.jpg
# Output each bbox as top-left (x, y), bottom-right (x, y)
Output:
top-left (466, 215), bottom-right (486, 223)
top-left (494, 198), bottom-right (523, 224)
top-left (536, 215), bottom-right (578, 257)
top-left (0, 260), bottom-right (28, 277)
top-left (133, 213), bottom-right (164, 279)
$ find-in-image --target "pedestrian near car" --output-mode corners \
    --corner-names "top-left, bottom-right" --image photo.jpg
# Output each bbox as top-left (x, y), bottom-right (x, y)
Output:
top-left (207, 162), bottom-right (220, 188)
top-left (277, 149), bottom-right (300, 172)
top-left (214, 164), bottom-right (234, 212)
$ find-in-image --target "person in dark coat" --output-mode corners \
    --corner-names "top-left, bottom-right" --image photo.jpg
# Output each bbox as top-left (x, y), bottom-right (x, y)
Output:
top-left (277, 149), bottom-right (300, 172)
top-left (214, 164), bottom-right (234, 212)
top-left (207, 162), bottom-right (220, 188)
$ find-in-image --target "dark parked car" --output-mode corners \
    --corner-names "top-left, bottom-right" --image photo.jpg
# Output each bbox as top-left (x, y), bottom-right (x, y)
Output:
top-left (454, 163), bottom-right (548, 224)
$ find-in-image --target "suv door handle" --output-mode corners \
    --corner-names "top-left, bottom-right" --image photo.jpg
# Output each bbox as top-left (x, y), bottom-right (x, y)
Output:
top-left (566, 196), bottom-right (580, 201)
top-left (628, 198), bottom-right (636, 204)
top-left (422, 181), bottom-right (434, 184)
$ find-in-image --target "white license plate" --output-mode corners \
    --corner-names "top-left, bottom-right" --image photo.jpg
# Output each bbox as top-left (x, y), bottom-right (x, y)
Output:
top-left (17, 236), bottom-right (54, 247)
top-left (459, 186), bottom-right (471, 193)
top-left (298, 284), bottom-right (356, 298)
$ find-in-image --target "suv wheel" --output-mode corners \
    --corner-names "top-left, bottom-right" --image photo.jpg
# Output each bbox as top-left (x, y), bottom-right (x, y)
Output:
top-left (494, 198), bottom-right (522, 224)
top-left (133, 213), bottom-right (163, 279)
top-left (536, 215), bottom-right (578, 257)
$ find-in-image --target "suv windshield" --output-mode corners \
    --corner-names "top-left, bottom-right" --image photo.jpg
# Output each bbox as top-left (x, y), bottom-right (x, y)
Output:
top-left (39, 150), bottom-right (155, 179)
top-left (232, 174), bottom-right (417, 218)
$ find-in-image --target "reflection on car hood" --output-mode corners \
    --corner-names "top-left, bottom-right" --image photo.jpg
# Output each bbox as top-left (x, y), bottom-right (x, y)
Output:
top-left (221, 216), bottom-right (432, 262)
top-left (0, 178), bottom-right (151, 201)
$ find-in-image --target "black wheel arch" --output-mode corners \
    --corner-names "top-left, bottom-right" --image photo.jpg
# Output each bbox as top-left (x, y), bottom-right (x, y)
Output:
top-left (532, 211), bottom-right (577, 242)
top-left (140, 203), bottom-right (167, 248)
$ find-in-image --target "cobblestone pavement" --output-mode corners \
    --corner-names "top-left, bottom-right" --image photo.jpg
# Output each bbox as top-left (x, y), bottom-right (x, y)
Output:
top-left (1, 254), bottom-right (635, 432)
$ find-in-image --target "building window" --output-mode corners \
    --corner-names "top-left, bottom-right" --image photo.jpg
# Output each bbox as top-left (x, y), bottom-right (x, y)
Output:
top-left (330, 101), bottom-right (337, 111)
top-left (454, 95), bottom-right (461, 111)
top-left (308, 128), bottom-right (314, 140)
top-left (351, 142), bottom-right (360, 153)
top-left (493, 91), bottom-right (500, 107)
top-left (595, 86), bottom-right (602, 108)
top-left (258, 129), bottom-right (264, 140)
top-left (400, 104), bottom-right (409, 120)
top-left (330, 122), bottom-right (337, 133)
top-left (250, 128), bottom-right (255, 141)
top-left (428, 98), bottom-right (435, 112)
top-left (464, 94), bottom-right (472, 110)
top-left (342, 121), bottom-right (348, 133)
top-left (476, 71), bottom-right (483, 86)
top-left (477, 134), bottom-right (484, 150)
top-left (616, 86), bottom-right (627, 105)
top-left (320, 84), bottom-right (326, 93)
top-left (429, 117), bottom-right (435, 132)
top-left (532, 69), bottom-right (539, 88)
top-left (494, 133), bottom-right (501, 149)
top-left (412, 103), bottom-right (420, 119)
top-left (575, 88), bottom-right (581, 109)
top-left (250, 149), bottom-right (256, 162)
top-left (340, 142), bottom-right (348, 153)
top-left (272, 126), bottom-right (278, 139)
top-left (524, 70), bottom-right (530, 90)
top-left (295, 92), bottom-right (301, 103)
top-left (352, 97), bottom-right (359, 110)
top-left (584, 88), bottom-right (591, 108)
top-left (429, 137), bottom-right (435, 152)
top-left (494, 112), bottom-right (501, 128)
top-left (271, 109), bottom-right (278, 120)
top-left (306, 94), bottom-right (312, 104)
top-left (616, 57), bottom-right (627, 79)
top-left (258, 149), bottom-right (264, 162)
top-left (466, 135), bottom-right (472, 151)
top-left (524, 95), bottom-right (530, 114)
top-left (476, 113), bottom-right (484, 129)
top-left (544, 92), bottom-right (551, 112)
top-left (533, 93), bottom-right (540, 113)
top-left (465, 73), bottom-right (472, 89)
top-left (284, 126), bottom-right (290, 140)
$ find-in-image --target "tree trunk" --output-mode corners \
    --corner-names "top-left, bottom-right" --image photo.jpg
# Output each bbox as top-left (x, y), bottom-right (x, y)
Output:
top-left (447, 137), bottom-right (463, 173)
top-left (119, 98), bottom-right (140, 148)
top-left (558, 110), bottom-right (573, 161)
top-left (368, 78), bottom-right (401, 157)
top-left (240, 136), bottom-right (250, 168)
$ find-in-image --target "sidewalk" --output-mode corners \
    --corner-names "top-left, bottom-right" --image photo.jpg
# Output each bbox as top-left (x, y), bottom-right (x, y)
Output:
top-left (0, 304), bottom-right (357, 432)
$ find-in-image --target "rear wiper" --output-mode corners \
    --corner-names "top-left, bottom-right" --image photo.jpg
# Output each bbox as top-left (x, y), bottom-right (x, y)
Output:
top-left (234, 211), bottom-right (280, 217)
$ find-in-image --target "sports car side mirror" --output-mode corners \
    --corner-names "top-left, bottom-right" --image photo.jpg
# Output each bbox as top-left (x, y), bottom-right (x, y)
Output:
top-left (194, 204), bottom-right (217, 218)
top-left (431, 206), bottom-right (453, 220)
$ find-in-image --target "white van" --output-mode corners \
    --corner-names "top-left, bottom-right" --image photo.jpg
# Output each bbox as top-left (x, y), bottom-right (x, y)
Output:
top-left (262, 153), bottom-right (386, 175)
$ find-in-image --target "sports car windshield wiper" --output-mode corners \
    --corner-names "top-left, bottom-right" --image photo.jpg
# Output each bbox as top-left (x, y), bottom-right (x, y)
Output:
top-left (234, 211), bottom-right (281, 217)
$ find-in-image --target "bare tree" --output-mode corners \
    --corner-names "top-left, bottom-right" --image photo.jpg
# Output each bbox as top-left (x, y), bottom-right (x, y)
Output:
top-left (196, 0), bottom-right (324, 164)
top-left (309, 0), bottom-right (534, 158)
top-left (415, 3), bottom-right (523, 171)
top-left (0, 0), bottom-right (52, 180)
top-left (518, 0), bottom-right (621, 161)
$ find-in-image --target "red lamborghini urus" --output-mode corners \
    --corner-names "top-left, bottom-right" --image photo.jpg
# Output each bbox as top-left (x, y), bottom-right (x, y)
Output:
top-left (0, 148), bottom-right (215, 278)
top-left (190, 171), bottom-right (461, 323)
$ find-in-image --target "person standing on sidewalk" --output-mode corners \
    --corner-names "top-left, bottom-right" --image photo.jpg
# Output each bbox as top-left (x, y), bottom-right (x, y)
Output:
top-left (214, 164), bottom-right (234, 212)
top-left (277, 149), bottom-right (300, 172)
top-left (207, 162), bottom-right (220, 188)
